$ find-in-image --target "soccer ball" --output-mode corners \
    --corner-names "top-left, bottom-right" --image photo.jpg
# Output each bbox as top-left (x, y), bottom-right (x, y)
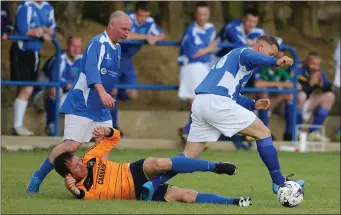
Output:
top-left (277, 181), bottom-right (304, 207)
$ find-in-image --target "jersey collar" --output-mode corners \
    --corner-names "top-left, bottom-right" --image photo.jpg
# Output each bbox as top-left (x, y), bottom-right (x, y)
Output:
top-left (104, 31), bottom-right (116, 50)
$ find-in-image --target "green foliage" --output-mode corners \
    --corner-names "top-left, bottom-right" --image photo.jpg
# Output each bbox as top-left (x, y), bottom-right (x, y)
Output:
top-left (2, 149), bottom-right (340, 214)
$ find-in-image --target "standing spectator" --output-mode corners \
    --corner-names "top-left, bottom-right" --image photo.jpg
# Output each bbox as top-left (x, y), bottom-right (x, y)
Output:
top-left (286, 52), bottom-right (335, 141)
top-left (111, 1), bottom-right (165, 133)
top-left (1, 1), bottom-right (13, 40)
top-left (10, 1), bottom-right (56, 136)
top-left (33, 36), bottom-right (83, 136)
top-left (333, 40), bottom-right (340, 141)
top-left (178, 2), bottom-right (217, 142)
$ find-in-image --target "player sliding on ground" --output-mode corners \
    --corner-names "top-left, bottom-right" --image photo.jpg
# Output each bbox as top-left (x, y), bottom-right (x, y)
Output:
top-left (142, 35), bottom-right (305, 200)
top-left (54, 126), bottom-right (252, 206)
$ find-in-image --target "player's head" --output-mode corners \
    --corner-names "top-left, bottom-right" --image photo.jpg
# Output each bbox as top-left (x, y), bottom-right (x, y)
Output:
top-left (305, 52), bottom-right (321, 73)
top-left (243, 8), bottom-right (259, 34)
top-left (135, 1), bottom-right (150, 25)
top-left (253, 35), bottom-right (280, 57)
top-left (195, 2), bottom-right (210, 27)
top-left (107, 11), bottom-right (131, 43)
top-left (66, 36), bottom-right (82, 60)
top-left (54, 152), bottom-right (88, 181)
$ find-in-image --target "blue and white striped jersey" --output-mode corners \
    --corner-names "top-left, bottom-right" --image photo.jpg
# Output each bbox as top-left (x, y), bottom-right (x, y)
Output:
top-left (195, 47), bottom-right (278, 110)
top-left (178, 22), bottom-right (216, 66)
top-left (15, 1), bottom-right (56, 51)
top-left (60, 31), bottom-right (121, 121)
top-left (120, 10), bottom-right (163, 58)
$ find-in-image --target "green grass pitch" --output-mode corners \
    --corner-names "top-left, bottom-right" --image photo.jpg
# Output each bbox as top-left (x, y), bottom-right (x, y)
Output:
top-left (1, 149), bottom-right (340, 214)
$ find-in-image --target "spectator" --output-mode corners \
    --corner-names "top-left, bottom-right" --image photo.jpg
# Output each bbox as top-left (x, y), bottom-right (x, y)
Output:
top-left (333, 40), bottom-right (340, 141)
top-left (110, 1), bottom-right (165, 134)
top-left (287, 52), bottom-right (335, 141)
top-left (33, 36), bottom-right (83, 136)
top-left (215, 7), bottom-right (283, 62)
top-left (10, 1), bottom-right (56, 136)
top-left (178, 2), bottom-right (217, 142)
top-left (1, 1), bottom-right (13, 40)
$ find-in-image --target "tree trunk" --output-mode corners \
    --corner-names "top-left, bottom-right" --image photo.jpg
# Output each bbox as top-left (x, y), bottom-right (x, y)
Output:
top-left (259, 2), bottom-right (277, 35)
top-left (207, 2), bottom-right (224, 30)
top-left (107, 1), bottom-right (125, 14)
top-left (161, 2), bottom-right (186, 40)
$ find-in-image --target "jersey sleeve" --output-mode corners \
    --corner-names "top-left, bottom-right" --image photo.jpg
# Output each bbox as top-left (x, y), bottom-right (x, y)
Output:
top-left (82, 128), bottom-right (121, 163)
top-left (225, 24), bottom-right (247, 46)
top-left (148, 22), bottom-right (163, 36)
top-left (15, 5), bottom-right (29, 35)
top-left (181, 34), bottom-right (199, 60)
top-left (240, 48), bottom-right (278, 70)
top-left (46, 7), bottom-right (56, 36)
top-left (237, 95), bottom-right (255, 111)
top-left (84, 41), bottom-right (105, 87)
top-left (73, 188), bottom-right (100, 200)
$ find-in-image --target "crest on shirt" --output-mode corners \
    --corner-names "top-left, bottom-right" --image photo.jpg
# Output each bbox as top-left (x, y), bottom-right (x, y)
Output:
top-left (100, 68), bottom-right (107, 74)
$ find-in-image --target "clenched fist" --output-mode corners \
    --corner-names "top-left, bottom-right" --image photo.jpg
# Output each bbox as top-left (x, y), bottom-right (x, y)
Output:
top-left (255, 99), bottom-right (270, 110)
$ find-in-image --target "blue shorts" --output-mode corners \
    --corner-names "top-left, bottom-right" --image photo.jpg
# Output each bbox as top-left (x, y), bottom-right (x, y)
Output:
top-left (129, 158), bottom-right (172, 202)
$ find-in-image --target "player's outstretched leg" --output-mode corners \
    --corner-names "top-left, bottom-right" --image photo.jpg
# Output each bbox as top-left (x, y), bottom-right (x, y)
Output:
top-left (142, 154), bottom-right (237, 200)
top-left (240, 118), bottom-right (305, 194)
top-left (27, 140), bottom-right (81, 194)
top-left (164, 186), bottom-right (252, 207)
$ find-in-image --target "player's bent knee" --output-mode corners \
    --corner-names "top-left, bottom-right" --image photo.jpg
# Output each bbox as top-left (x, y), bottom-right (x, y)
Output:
top-left (324, 92), bottom-right (335, 103)
top-left (153, 158), bottom-right (171, 172)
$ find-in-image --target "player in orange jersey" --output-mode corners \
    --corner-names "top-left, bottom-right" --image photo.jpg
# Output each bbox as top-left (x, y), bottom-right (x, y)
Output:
top-left (54, 126), bottom-right (252, 206)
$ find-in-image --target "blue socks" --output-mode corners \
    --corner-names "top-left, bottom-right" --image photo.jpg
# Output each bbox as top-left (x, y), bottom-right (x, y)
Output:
top-left (33, 157), bottom-right (54, 180)
top-left (111, 102), bottom-right (119, 129)
top-left (310, 107), bottom-right (329, 133)
top-left (195, 193), bottom-right (237, 205)
top-left (45, 97), bottom-right (56, 127)
top-left (259, 109), bottom-right (269, 127)
top-left (183, 111), bottom-right (192, 134)
top-left (256, 137), bottom-right (285, 185)
top-left (284, 101), bottom-right (302, 137)
top-left (150, 152), bottom-right (185, 190)
top-left (171, 157), bottom-right (216, 173)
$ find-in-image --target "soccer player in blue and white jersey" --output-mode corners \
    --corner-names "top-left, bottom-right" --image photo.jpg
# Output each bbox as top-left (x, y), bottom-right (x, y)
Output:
top-left (142, 35), bottom-right (305, 201)
top-left (111, 1), bottom-right (164, 133)
top-left (26, 11), bottom-right (132, 194)
top-left (178, 2), bottom-right (217, 141)
top-left (10, 1), bottom-right (56, 136)
top-left (33, 36), bottom-right (83, 136)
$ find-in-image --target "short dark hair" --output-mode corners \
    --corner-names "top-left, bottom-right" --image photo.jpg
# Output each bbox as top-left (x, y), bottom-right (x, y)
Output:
top-left (257, 35), bottom-right (280, 51)
top-left (307, 51), bottom-right (320, 58)
top-left (244, 7), bottom-right (259, 17)
top-left (135, 1), bottom-right (150, 12)
top-left (54, 152), bottom-right (74, 178)
top-left (196, 1), bottom-right (209, 9)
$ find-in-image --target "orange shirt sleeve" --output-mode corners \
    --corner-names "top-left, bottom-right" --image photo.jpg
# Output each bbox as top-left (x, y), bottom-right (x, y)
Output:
top-left (82, 128), bottom-right (121, 163)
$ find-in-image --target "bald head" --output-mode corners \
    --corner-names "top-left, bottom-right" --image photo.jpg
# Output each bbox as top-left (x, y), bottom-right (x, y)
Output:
top-left (108, 11), bottom-right (130, 26)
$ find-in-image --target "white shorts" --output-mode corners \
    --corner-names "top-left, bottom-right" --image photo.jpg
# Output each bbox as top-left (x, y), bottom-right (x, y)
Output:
top-left (187, 94), bottom-right (257, 142)
top-left (178, 62), bottom-right (210, 100)
top-left (33, 90), bottom-right (68, 111)
top-left (63, 114), bottom-right (112, 143)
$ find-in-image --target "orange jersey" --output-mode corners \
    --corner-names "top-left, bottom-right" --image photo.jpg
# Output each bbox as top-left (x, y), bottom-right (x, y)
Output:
top-left (75, 129), bottom-right (136, 200)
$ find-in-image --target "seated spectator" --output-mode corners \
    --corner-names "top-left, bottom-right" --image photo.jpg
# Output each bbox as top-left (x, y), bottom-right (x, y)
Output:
top-left (177, 2), bottom-right (217, 142)
top-left (10, 1), bottom-right (56, 136)
top-left (286, 52), bottom-right (335, 141)
top-left (215, 8), bottom-right (282, 62)
top-left (1, 1), bottom-right (13, 40)
top-left (110, 1), bottom-right (165, 134)
top-left (33, 36), bottom-right (83, 136)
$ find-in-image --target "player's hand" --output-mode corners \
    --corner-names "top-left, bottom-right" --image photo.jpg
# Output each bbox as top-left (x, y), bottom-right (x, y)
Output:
top-left (146, 35), bottom-right (159, 45)
top-left (309, 71), bottom-right (321, 86)
top-left (255, 99), bottom-right (270, 110)
top-left (34, 27), bottom-right (44, 37)
top-left (208, 39), bottom-right (218, 52)
top-left (65, 174), bottom-right (80, 195)
top-left (1, 33), bottom-right (8, 40)
top-left (42, 33), bottom-right (52, 42)
top-left (93, 126), bottom-right (106, 138)
top-left (100, 92), bottom-right (116, 109)
top-left (277, 56), bottom-right (293, 67)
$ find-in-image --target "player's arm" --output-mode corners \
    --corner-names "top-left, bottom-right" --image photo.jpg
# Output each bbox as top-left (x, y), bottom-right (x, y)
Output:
top-left (82, 127), bottom-right (121, 163)
top-left (193, 29), bottom-right (218, 59)
top-left (237, 95), bottom-right (256, 111)
top-left (15, 5), bottom-right (43, 37)
top-left (127, 32), bottom-right (148, 40)
top-left (240, 49), bottom-right (278, 69)
top-left (85, 42), bottom-right (115, 108)
top-left (224, 24), bottom-right (247, 46)
top-left (43, 7), bottom-right (56, 37)
top-left (64, 174), bottom-right (100, 200)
